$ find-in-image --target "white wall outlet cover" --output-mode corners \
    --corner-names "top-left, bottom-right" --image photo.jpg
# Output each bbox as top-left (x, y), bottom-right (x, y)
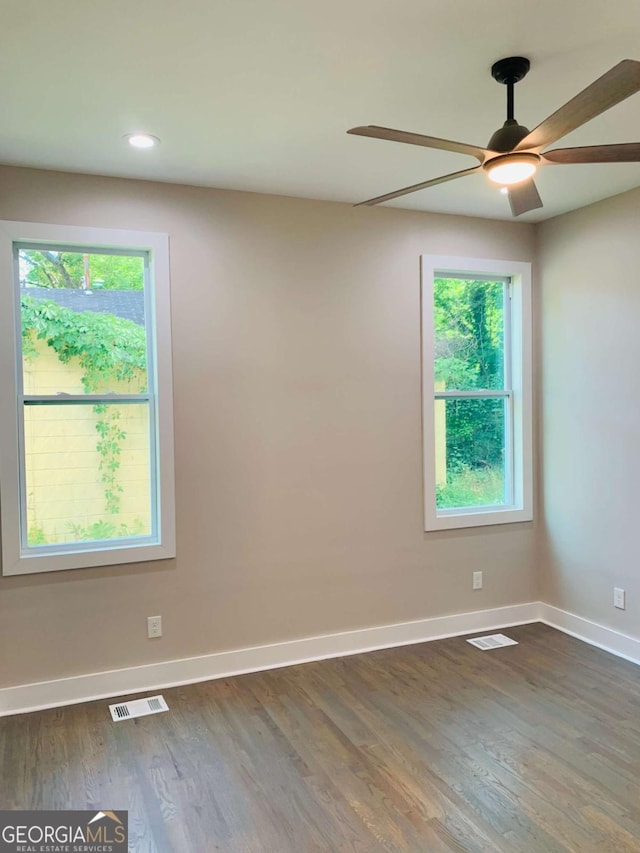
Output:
top-left (147, 615), bottom-right (162, 638)
top-left (614, 588), bottom-right (626, 610)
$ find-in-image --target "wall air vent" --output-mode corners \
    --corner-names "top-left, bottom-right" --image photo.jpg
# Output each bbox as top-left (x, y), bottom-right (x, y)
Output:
top-left (108, 695), bottom-right (169, 722)
top-left (466, 633), bottom-right (518, 650)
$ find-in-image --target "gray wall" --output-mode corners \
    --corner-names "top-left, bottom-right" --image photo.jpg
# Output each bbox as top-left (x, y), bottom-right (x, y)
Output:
top-left (0, 166), bottom-right (537, 688)
top-left (537, 186), bottom-right (640, 636)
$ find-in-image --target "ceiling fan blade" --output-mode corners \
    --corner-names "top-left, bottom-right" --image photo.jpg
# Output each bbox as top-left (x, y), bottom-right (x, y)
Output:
top-left (507, 179), bottom-right (543, 217)
top-left (354, 166), bottom-right (480, 207)
top-left (348, 126), bottom-right (488, 162)
top-left (543, 142), bottom-right (640, 164)
top-left (515, 59), bottom-right (640, 152)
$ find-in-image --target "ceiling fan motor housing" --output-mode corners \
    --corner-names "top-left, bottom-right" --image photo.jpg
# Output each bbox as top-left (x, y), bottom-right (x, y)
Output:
top-left (487, 120), bottom-right (531, 152)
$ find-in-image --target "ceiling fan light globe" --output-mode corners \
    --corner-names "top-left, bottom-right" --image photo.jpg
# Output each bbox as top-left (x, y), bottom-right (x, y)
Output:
top-left (485, 153), bottom-right (539, 185)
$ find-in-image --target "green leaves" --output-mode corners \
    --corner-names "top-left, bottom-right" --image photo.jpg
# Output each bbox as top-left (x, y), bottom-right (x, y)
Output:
top-left (95, 407), bottom-right (126, 514)
top-left (20, 250), bottom-right (144, 290)
top-left (434, 277), bottom-right (504, 391)
top-left (67, 519), bottom-right (145, 542)
top-left (21, 296), bottom-right (147, 392)
top-left (434, 278), bottom-right (506, 482)
top-left (436, 464), bottom-right (504, 509)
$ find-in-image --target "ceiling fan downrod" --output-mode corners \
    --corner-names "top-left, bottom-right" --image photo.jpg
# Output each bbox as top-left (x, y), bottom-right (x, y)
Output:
top-left (488, 57), bottom-right (531, 152)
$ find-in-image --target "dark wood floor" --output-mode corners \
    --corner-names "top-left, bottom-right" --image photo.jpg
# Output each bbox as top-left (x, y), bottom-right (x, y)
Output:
top-left (2, 623), bottom-right (640, 852)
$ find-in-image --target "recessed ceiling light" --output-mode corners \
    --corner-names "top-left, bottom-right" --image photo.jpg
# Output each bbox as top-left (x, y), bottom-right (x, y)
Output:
top-left (125, 133), bottom-right (160, 149)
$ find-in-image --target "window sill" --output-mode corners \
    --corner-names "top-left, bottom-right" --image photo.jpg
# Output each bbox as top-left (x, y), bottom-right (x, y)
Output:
top-left (2, 539), bottom-right (176, 576)
top-left (425, 506), bottom-right (533, 531)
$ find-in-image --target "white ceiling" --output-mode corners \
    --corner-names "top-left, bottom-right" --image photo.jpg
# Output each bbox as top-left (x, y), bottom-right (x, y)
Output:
top-left (2, 0), bottom-right (640, 222)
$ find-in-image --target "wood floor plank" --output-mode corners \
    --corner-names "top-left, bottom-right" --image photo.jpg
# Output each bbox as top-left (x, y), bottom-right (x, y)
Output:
top-left (1, 623), bottom-right (640, 852)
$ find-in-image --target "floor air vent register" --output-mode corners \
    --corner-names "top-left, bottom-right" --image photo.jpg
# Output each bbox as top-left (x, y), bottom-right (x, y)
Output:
top-left (466, 633), bottom-right (518, 650)
top-left (109, 695), bottom-right (169, 722)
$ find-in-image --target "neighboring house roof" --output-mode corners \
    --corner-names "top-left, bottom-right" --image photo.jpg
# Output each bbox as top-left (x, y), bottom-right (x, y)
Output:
top-left (20, 286), bottom-right (145, 326)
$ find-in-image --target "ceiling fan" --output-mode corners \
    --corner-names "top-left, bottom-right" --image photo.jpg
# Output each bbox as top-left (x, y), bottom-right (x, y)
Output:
top-left (348, 57), bottom-right (640, 216)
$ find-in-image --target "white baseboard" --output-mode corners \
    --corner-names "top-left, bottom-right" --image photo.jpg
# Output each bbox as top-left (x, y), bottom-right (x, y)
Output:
top-left (539, 602), bottom-right (640, 666)
top-left (0, 602), bottom-right (538, 717)
top-left (4, 601), bottom-right (638, 718)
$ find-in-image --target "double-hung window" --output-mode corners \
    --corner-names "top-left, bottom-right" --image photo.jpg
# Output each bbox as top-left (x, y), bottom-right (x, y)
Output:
top-left (421, 255), bottom-right (532, 530)
top-left (0, 221), bottom-right (175, 575)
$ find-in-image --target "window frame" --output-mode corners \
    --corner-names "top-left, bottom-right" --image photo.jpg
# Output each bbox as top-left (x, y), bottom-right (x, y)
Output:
top-left (0, 221), bottom-right (176, 575)
top-left (421, 255), bottom-right (533, 531)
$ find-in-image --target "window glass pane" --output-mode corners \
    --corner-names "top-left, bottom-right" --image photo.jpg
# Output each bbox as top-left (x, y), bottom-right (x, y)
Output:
top-left (435, 397), bottom-right (507, 509)
top-left (434, 277), bottom-right (505, 391)
top-left (20, 249), bottom-right (147, 394)
top-left (23, 403), bottom-right (152, 546)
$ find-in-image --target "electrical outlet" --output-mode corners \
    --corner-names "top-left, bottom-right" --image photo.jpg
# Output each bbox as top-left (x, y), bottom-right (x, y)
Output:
top-left (147, 615), bottom-right (162, 638)
top-left (614, 588), bottom-right (625, 610)
top-left (473, 571), bottom-right (483, 590)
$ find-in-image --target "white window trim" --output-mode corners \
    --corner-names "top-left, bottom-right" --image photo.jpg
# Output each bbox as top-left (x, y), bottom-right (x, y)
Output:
top-left (0, 221), bottom-right (176, 575)
top-left (421, 254), bottom-right (533, 531)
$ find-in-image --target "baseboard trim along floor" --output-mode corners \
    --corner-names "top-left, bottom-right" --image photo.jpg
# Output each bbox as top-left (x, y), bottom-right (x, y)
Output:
top-left (1, 600), bottom-right (638, 716)
top-left (539, 602), bottom-right (640, 667)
